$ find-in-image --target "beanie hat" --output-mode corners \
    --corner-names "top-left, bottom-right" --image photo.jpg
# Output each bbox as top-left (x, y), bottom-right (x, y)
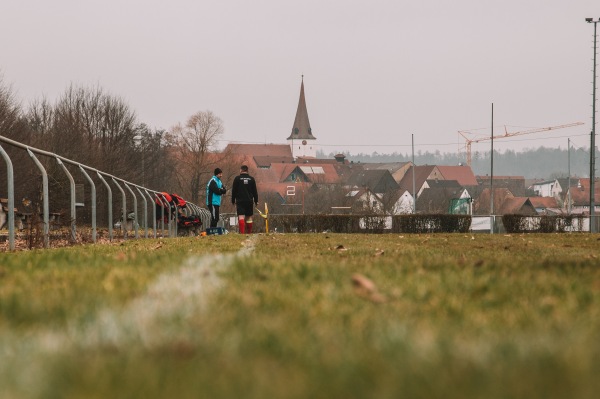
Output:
top-left (214, 168), bottom-right (222, 175)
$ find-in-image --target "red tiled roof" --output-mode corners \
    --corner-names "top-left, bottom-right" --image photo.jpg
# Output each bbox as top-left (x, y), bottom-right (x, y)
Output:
top-left (529, 197), bottom-right (558, 208)
top-left (258, 182), bottom-right (295, 200)
top-left (499, 197), bottom-right (537, 215)
top-left (398, 165), bottom-right (437, 192)
top-left (569, 186), bottom-right (600, 205)
top-left (225, 143), bottom-right (292, 158)
top-left (477, 175), bottom-right (525, 180)
top-left (295, 164), bottom-right (342, 184)
top-left (253, 163), bottom-right (298, 184)
top-left (437, 165), bottom-right (478, 186)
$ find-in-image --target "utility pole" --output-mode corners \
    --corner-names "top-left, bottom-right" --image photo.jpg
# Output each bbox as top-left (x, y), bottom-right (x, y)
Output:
top-left (586, 18), bottom-right (598, 232)
top-left (490, 103), bottom-right (494, 234)
top-left (412, 134), bottom-right (416, 214)
top-left (568, 138), bottom-right (572, 215)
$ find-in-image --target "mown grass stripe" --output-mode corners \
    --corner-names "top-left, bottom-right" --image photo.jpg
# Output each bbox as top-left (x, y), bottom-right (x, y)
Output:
top-left (0, 236), bottom-right (257, 397)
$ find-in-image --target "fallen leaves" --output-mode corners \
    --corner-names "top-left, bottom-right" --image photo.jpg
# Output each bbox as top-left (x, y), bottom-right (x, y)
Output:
top-left (351, 273), bottom-right (387, 303)
top-left (329, 244), bottom-right (348, 253)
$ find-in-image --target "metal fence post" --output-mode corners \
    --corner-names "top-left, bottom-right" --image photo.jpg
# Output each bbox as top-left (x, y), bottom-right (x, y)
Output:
top-left (135, 187), bottom-right (148, 238)
top-left (0, 144), bottom-right (15, 250)
top-left (145, 190), bottom-right (157, 238)
top-left (123, 183), bottom-right (138, 239)
top-left (111, 178), bottom-right (127, 240)
top-left (27, 149), bottom-right (49, 248)
top-left (96, 172), bottom-right (113, 241)
top-left (56, 158), bottom-right (76, 242)
top-left (79, 166), bottom-right (96, 243)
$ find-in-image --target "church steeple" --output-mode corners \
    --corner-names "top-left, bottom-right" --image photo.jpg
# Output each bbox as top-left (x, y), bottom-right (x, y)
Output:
top-left (287, 76), bottom-right (317, 141)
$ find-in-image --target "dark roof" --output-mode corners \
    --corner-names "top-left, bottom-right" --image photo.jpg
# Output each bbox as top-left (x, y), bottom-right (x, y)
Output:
top-left (416, 187), bottom-right (465, 214)
top-left (556, 178), bottom-right (580, 190)
top-left (346, 169), bottom-right (399, 193)
top-left (254, 155), bottom-right (294, 168)
top-left (287, 78), bottom-right (316, 141)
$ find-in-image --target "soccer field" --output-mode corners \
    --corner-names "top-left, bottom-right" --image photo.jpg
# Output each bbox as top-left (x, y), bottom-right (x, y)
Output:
top-left (1, 233), bottom-right (599, 399)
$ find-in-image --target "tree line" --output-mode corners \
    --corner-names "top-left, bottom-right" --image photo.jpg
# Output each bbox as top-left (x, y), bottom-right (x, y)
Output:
top-left (0, 75), bottom-right (224, 225)
top-left (336, 146), bottom-right (597, 180)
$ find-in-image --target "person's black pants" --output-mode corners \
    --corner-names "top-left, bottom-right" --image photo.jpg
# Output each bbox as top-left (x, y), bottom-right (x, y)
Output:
top-left (208, 204), bottom-right (220, 228)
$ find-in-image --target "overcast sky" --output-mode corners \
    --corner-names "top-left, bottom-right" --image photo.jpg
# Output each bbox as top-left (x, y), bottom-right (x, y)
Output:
top-left (1, 0), bottom-right (598, 157)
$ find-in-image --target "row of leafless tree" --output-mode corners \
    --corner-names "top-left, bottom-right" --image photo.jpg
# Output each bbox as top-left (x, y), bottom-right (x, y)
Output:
top-left (0, 75), bottom-right (225, 225)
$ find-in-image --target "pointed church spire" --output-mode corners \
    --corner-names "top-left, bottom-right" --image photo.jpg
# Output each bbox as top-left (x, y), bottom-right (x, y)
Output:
top-left (287, 76), bottom-right (317, 140)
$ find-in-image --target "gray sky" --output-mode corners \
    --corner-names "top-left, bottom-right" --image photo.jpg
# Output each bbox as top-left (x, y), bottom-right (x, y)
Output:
top-left (1, 0), bottom-right (598, 157)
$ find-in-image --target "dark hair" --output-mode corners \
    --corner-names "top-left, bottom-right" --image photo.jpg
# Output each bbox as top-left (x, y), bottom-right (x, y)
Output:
top-left (240, 165), bottom-right (249, 172)
top-left (214, 168), bottom-right (223, 175)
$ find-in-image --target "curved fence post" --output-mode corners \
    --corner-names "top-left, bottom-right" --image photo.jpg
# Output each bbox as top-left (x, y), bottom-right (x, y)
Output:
top-left (27, 149), bottom-right (49, 248)
top-left (56, 158), bottom-right (76, 242)
top-left (79, 166), bottom-right (96, 243)
top-left (123, 183), bottom-right (139, 239)
top-left (135, 187), bottom-right (148, 238)
top-left (158, 193), bottom-right (170, 238)
top-left (0, 144), bottom-right (15, 250)
top-left (145, 190), bottom-right (157, 238)
top-left (154, 193), bottom-right (164, 237)
top-left (111, 178), bottom-right (127, 240)
top-left (96, 172), bottom-right (113, 241)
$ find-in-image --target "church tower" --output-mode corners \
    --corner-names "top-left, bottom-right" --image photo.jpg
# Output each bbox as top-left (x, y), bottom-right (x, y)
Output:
top-left (287, 76), bottom-right (317, 158)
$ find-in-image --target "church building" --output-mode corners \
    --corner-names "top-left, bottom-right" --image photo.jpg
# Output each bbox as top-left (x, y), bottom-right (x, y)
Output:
top-left (287, 76), bottom-right (317, 158)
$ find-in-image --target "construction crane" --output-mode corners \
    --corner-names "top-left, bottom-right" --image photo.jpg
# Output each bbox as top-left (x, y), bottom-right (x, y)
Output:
top-left (458, 122), bottom-right (584, 166)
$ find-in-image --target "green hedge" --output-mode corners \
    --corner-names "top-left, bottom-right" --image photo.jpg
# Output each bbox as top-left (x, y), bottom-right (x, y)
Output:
top-left (391, 214), bottom-right (471, 233)
top-left (264, 214), bottom-right (471, 234)
top-left (502, 214), bottom-right (585, 233)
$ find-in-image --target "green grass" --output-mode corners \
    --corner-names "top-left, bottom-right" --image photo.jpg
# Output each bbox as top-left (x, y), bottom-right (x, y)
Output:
top-left (1, 233), bottom-right (600, 398)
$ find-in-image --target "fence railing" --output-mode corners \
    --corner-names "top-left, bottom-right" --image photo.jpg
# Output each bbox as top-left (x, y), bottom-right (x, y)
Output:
top-left (0, 135), bottom-right (205, 251)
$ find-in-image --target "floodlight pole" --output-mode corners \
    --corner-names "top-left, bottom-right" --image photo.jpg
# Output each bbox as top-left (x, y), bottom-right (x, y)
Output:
top-left (568, 138), bottom-right (572, 215)
top-left (412, 134), bottom-right (416, 214)
top-left (490, 103), bottom-right (494, 234)
top-left (587, 18), bottom-right (598, 232)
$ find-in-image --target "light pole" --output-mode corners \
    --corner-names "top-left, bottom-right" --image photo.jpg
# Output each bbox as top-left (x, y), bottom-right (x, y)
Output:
top-left (586, 18), bottom-right (598, 233)
top-left (133, 135), bottom-right (145, 187)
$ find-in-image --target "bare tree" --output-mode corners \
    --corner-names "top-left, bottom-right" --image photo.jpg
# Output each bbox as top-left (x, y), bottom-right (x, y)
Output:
top-left (0, 75), bottom-right (38, 207)
top-left (46, 84), bottom-right (138, 174)
top-left (0, 75), bottom-right (28, 141)
top-left (169, 110), bottom-right (224, 203)
top-left (22, 84), bottom-right (140, 225)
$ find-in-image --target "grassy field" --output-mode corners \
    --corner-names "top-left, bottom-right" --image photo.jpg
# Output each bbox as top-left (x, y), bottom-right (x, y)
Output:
top-left (1, 233), bottom-right (600, 398)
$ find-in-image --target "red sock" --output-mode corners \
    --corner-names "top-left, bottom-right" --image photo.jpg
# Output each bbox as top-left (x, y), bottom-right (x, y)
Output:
top-left (239, 219), bottom-right (245, 234)
top-left (246, 221), bottom-right (253, 234)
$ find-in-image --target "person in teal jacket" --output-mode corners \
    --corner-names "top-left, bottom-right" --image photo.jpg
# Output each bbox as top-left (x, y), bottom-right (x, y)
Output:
top-left (206, 168), bottom-right (226, 228)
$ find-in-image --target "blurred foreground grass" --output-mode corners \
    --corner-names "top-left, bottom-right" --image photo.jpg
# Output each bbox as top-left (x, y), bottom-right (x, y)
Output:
top-left (1, 233), bottom-right (600, 399)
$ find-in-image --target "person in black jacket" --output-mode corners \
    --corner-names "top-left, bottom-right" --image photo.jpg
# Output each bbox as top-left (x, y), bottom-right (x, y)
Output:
top-left (231, 165), bottom-right (258, 234)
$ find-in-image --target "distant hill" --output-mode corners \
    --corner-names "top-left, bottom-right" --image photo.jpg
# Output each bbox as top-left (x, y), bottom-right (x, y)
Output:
top-left (323, 147), bottom-right (597, 180)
